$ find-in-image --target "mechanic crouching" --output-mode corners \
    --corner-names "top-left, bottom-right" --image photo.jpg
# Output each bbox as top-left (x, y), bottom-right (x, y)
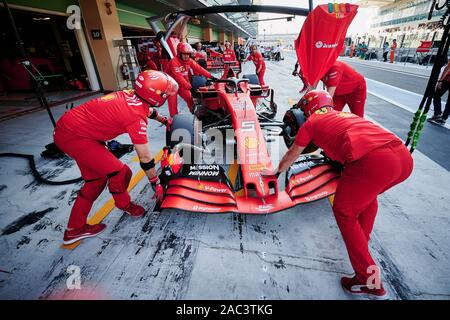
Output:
top-left (275, 90), bottom-right (413, 299)
top-left (54, 70), bottom-right (178, 245)
top-left (165, 42), bottom-right (217, 116)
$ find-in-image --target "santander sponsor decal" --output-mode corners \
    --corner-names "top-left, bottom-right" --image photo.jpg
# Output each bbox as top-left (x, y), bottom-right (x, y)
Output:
top-left (193, 205), bottom-right (221, 212)
top-left (315, 41), bottom-right (338, 49)
top-left (305, 191), bottom-right (329, 202)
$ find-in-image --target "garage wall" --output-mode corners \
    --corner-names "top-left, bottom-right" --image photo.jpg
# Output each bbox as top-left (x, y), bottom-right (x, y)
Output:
top-left (116, 2), bottom-right (155, 30)
top-left (212, 30), bottom-right (219, 42)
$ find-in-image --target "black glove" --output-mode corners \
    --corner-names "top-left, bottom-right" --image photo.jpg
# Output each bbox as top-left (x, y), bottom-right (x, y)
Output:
top-left (210, 76), bottom-right (219, 82)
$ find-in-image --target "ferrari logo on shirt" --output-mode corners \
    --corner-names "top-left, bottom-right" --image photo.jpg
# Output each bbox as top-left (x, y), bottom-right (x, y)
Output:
top-left (314, 108), bottom-right (328, 115)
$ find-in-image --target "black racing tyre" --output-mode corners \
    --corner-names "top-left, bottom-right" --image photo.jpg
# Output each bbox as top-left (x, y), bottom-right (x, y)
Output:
top-left (243, 74), bottom-right (260, 85)
top-left (166, 113), bottom-right (201, 164)
top-left (282, 108), bottom-right (318, 153)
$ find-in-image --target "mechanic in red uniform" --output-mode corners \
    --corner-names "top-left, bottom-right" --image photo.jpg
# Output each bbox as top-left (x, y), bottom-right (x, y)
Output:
top-left (275, 90), bottom-right (413, 299)
top-left (244, 45), bottom-right (266, 85)
top-left (321, 60), bottom-right (366, 117)
top-left (222, 41), bottom-right (237, 62)
top-left (193, 42), bottom-right (207, 62)
top-left (54, 70), bottom-right (179, 245)
top-left (165, 42), bottom-right (215, 116)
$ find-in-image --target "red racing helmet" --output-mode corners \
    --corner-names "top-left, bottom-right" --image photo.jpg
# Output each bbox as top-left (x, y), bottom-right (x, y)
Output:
top-left (133, 70), bottom-right (179, 107)
top-left (177, 42), bottom-right (193, 57)
top-left (298, 90), bottom-right (333, 117)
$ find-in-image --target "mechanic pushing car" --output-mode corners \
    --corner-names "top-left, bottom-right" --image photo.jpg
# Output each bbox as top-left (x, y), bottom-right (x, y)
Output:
top-left (275, 90), bottom-right (413, 299)
top-left (244, 45), bottom-right (266, 85)
top-left (54, 70), bottom-right (178, 245)
top-left (321, 60), bottom-right (367, 117)
top-left (165, 42), bottom-right (216, 116)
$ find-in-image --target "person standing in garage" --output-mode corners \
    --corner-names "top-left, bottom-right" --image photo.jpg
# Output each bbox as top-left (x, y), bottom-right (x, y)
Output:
top-left (274, 90), bottom-right (413, 299)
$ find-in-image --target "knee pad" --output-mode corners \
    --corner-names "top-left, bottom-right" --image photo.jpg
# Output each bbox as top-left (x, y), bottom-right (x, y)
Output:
top-left (79, 177), bottom-right (107, 201)
top-left (108, 164), bottom-right (132, 194)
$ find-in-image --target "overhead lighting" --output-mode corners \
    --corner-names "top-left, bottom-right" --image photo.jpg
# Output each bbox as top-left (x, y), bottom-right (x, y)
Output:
top-left (33, 17), bottom-right (51, 21)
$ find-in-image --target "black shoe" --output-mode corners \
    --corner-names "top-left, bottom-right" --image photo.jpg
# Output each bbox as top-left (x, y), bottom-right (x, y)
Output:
top-left (435, 119), bottom-right (446, 125)
top-left (428, 114), bottom-right (442, 121)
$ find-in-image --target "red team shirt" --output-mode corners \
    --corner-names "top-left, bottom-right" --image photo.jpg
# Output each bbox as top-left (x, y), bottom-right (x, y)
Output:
top-left (57, 90), bottom-right (150, 144)
top-left (222, 48), bottom-right (237, 62)
top-left (321, 61), bottom-right (365, 96)
top-left (294, 108), bottom-right (400, 164)
top-left (165, 56), bottom-right (212, 90)
top-left (247, 51), bottom-right (265, 69)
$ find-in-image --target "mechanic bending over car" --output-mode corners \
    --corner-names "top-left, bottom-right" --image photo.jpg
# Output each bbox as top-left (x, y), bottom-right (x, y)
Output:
top-left (244, 45), bottom-right (266, 86)
top-left (54, 70), bottom-right (178, 245)
top-left (165, 42), bottom-right (218, 116)
top-left (274, 90), bottom-right (413, 299)
top-left (321, 60), bottom-right (367, 117)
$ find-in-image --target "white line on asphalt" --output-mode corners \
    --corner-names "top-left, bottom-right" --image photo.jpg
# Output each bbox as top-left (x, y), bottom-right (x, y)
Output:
top-left (344, 59), bottom-right (430, 79)
top-left (366, 78), bottom-right (450, 130)
top-left (367, 78), bottom-right (425, 100)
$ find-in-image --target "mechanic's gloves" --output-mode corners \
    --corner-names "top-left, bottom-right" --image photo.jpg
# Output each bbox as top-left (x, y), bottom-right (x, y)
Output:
top-left (161, 116), bottom-right (173, 130)
top-left (149, 176), bottom-right (164, 204)
top-left (210, 76), bottom-right (219, 82)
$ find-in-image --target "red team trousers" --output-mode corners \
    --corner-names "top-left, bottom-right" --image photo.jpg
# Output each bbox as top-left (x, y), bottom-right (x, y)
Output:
top-left (332, 140), bottom-right (413, 282)
top-left (333, 84), bottom-right (367, 117)
top-left (54, 127), bottom-right (132, 229)
top-left (257, 66), bottom-right (266, 86)
top-left (167, 87), bottom-right (194, 117)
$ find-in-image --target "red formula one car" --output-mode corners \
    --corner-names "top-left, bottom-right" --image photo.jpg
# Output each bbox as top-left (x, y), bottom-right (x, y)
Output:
top-left (146, 4), bottom-right (357, 214)
top-left (205, 47), bottom-right (241, 74)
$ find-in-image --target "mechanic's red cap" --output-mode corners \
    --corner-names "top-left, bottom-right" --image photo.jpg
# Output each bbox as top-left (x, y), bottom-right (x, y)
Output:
top-left (298, 90), bottom-right (333, 117)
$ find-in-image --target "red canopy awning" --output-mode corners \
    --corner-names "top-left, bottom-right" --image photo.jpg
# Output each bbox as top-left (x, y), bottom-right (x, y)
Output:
top-left (295, 3), bottom-right (358, 87)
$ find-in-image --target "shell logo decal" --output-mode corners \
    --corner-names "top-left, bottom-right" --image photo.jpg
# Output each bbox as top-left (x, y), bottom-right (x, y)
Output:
top-left (100, 93), bottom-right (116, 102)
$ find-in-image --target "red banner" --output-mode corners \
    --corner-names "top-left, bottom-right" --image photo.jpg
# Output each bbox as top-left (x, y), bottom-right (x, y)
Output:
top-left (295, 3), bottom-right (358, 87)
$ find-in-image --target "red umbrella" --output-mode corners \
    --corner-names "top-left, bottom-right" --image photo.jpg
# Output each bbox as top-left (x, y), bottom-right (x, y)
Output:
top-left (295, 4), bottom-right (358, 87)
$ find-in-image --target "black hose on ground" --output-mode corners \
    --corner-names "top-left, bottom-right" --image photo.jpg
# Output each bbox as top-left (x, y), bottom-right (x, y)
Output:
top-left (0, 153), bottom-right (83, 185)
top-left (0, 141), bottom-right (134, 186)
